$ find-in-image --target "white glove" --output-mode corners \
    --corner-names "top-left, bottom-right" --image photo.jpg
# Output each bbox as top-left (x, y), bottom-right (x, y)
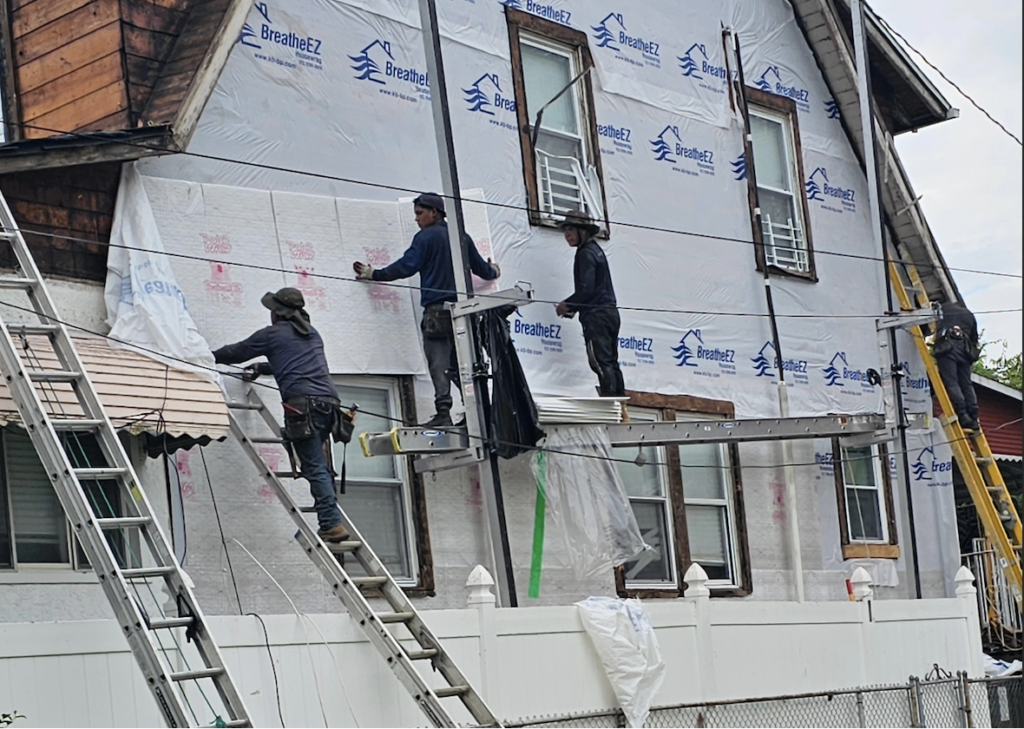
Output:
top-left (353, 262), bottom-right (374, 281)
top-left (488, 259), bottom-right (501, 278)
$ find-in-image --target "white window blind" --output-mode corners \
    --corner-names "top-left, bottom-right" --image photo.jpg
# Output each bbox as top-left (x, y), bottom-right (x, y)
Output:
top-left (3, 429), bottom-right (70, 565)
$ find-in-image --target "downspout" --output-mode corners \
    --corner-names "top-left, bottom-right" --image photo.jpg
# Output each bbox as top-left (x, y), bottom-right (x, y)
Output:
top-left (726, 27), bottom-right (805, 602)
top-left (850, 0), bottom-right (922, 598)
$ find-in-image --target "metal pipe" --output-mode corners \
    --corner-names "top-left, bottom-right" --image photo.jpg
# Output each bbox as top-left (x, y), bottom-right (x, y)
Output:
top-left (851, 0), bottom-right (921, 598)
top-left (727, 27), bottom-right (805, 602)
top-left (418, 0), bottom-right (517, 607)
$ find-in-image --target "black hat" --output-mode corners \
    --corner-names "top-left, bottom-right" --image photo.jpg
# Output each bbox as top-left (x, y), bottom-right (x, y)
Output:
top-left (413, 192), bottom-right (446, 216)
top-left (557, 208), bottom-right (600, 235)
top-left (261, 287), bottom-right (306, 312)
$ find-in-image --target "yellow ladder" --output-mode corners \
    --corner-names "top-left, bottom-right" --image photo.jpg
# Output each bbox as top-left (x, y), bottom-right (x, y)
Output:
top-left (889, 257), bottom-right (1022, 608)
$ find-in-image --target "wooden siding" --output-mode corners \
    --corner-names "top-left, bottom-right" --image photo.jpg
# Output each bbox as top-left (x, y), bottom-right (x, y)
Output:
top-left (121, 0), bottom-right (191, 120)
top-left (0, 161), bottom-right (118, 280)
top-left (932, 380), bottom-right (1023, 457)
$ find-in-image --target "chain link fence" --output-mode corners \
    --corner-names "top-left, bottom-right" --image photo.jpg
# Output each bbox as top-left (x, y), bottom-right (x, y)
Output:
top-left (506, 674), bottom-right (1021, 728)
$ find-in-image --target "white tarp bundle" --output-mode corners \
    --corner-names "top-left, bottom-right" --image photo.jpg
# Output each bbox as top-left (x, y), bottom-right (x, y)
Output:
top-left (575, 596), bottom-right (666, 728)
top-left (133, 0), bottom-right (916, 419)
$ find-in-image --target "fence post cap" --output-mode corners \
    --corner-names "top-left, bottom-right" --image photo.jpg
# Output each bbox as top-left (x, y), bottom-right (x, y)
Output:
top-left (954, 565), bottom-right (976, 597)
top-left (467, 565), bottom-right (497, 606)
top-left (683, 562), bottom-right (711, 597)
top-left (850, 566), bottom-right (874, 600)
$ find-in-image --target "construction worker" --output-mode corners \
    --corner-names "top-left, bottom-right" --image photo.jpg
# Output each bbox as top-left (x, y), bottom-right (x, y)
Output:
top-left (212, 287), bottom-right (350, 542)
top-left (933, 300), bottom-right (981, 431)
top-left (555, 209), bottom-right (625, 398)
top-left (353, 192), bottom-right (500, 427)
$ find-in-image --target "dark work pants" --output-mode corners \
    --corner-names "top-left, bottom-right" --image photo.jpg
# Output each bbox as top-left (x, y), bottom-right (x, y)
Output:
top-left (936, 342), bottom-right (978, 424)
top-left (581, 307), bottom-right (625, 397)
top-left (422, 303), bottom-right (460, 414)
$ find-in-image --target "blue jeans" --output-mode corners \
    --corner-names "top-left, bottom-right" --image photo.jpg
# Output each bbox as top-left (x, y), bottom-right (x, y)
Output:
top-left (291, 411), bottom-right (342, 531)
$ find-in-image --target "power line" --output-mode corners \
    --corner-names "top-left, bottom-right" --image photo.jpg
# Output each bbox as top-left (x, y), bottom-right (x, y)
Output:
top-left (6, 120), bottom-right (1022, 283)
top-left (5, 226), bottom-right (1022, 324)
top-left (875, 13), bottom-right (1023, 147)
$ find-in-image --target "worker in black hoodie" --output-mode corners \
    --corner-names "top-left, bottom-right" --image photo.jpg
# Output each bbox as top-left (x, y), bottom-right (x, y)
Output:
top-left (933, 300), bottom-right (981, 431)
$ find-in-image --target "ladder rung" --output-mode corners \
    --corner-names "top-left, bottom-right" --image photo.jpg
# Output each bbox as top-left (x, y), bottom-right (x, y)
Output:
top-left (221, 721), bottom-right (250, 728)
top-left (298, 505), bottom-right (316, 513)
top-left (328, 540), bottom-right (362, 553)
top-left (149, 617), bottom-right (195, 629)
top-left (434, 685), bottom-right (470, 699)
top-left (352, 576), bottom-right (389, 588)
top-left (975, 456), bottom-right (993, 465)
top-left (6, 323), bottom-right (59, 335)
top-left (51, 418), bottom-right (104, 431)
top-left (122, 566), bottom-right (176, 580)
top-left (0, 277), bottom-right (37, 289)
top-left (97, 516), bottom-right (151, 530)
top-left (249, 436), bottom-right (284, 444)
top-left (74, 467), bottom-right (128, 480)
top-left (377, 611), bottom-right (414, 624)
top-left (227, 402), bottom-right (264, 411)
top-left (406, 648), bottom-right (438, 661)
top-left (274, 471), bottom-right (297, 479)
top-left (170, 667), bottom-right (224, 682)
top-left (27, 369), bottom-right (80, 382)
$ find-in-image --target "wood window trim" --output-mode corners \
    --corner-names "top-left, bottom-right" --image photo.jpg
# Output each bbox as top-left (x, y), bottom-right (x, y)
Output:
top-left (742, 86), bottom-right (818, 283)
top-left (505, 6), bottom-right (610, 235)
top-left (615, 391), bottom-right (752, 599)
top-left (832, 438), bottom-right (899, 562)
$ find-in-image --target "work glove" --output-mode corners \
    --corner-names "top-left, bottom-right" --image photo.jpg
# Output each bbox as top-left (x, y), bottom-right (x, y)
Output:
top-left (488, 258), bottom-right (501, 278)
top-left (241, 365), bottom-right (260, 382)
top-left (353, 261), bottom-right (375, 281)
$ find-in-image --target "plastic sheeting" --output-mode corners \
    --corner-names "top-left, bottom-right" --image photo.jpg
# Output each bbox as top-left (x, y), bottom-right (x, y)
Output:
top-left (575, 596), bottom-right (666, 728)
top-left (104, 164), bottom-right (217, 380)
top-left (533, 426), bottom-right (647, 579)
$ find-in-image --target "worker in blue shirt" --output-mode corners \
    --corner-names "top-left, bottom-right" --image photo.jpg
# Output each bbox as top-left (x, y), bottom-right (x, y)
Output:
top-left (353, 193), bottom-right (500, 427)
top-left (212, 287), bottom-right (350, 543)
top-left (555, 209), bottom-right (625, 398)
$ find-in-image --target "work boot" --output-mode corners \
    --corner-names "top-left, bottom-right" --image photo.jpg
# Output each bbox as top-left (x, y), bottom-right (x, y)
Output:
top-left (423, 411), bottom-right (453, 428)
top-left (318, 524), bottom-right (350, 543)
top-left (960, 416), bottom-right (980, 432)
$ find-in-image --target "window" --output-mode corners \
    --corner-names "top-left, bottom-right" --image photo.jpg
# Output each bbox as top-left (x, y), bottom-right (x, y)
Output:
top-left (333, 377), bottom-right (431, 588)
top-left (506, 7), bottom-right (608, 229)
top-left (613, 393), bottom-right (751, 596)
top-left (0, 428), bottom-right (125, 570)
top-left (744, 87), bottom-right (816, 278)
top-left (833, 441), bottom-right (899, 559)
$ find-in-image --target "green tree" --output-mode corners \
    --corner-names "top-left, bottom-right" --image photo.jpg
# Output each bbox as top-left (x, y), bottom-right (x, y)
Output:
top-left (972, 341), bottom-right (1023, 390)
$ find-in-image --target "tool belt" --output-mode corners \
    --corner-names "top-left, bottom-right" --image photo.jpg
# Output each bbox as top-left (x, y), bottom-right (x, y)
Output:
top-left (280, 395), bottom-right (353, 444)
top-left (421, 302), bottom-right (454, 340)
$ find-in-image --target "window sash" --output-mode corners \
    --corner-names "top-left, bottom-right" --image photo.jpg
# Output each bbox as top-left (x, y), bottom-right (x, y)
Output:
top-left (841, 446), bottom-right (889, 543)
top-left (679, 438), bottom-right (740, 588)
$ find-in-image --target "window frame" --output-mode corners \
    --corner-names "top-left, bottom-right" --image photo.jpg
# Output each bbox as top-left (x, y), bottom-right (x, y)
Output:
top-left (742, 86), bottom-right (817, 282)
top-left (333, 375), bottom-right (435, 594)
top-left (832, 439), bottom-right (900, 560)
top-left (505, 6), bottom-right (610, 233)
top-left (614, 392), bottom-right (752, 598)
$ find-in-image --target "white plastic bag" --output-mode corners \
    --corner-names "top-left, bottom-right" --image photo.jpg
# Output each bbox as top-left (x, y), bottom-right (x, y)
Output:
top-left (532, 425), bottom-right (648, 580)
top-left (575, 596), bottom-right (666, 727)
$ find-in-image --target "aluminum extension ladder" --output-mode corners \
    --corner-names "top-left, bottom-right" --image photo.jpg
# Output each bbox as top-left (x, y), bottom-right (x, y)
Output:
top-left (226, 385), bottom-right (502, 728)
top-left (0, 195), bottom-right (251, 727)
top-left (889, 255), bottom-right (1022, 608)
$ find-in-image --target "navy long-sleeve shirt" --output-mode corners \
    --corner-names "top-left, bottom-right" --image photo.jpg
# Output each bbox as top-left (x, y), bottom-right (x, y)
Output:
top-left (371, 220), bottom-right (498, 308)
top-left (563, 238), bottom-right (617, 318)
top-left (212, 321), bottom-right (339, 401)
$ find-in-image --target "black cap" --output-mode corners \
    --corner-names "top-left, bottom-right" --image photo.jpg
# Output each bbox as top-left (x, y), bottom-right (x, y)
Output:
top-left (413, 192), bottom-right (446, 216)
top-left (260, 287), bottom-right (306, 312)
top-left (557, 208), bottom-right (600, 235)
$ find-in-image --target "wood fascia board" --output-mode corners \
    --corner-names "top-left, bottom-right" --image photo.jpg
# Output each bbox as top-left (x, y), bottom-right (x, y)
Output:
top-left (0, 129), bottom-right (174, 173)
top-left (170, 0), bottom-right (254, 150)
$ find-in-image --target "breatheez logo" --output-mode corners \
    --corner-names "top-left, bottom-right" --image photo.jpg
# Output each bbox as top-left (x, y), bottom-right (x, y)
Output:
top-left (511, 310), bottom-right (563, 356)
top-left (755, 65), bottom-right (810, 112)
top-left (239, 3), bottom-right (324, 72)
top-left (911, 446), bottom-right (952, 483)
top-left (677, 42), bottom-right (732, 94)
top-left (806, 166), bottom-right (856, 215)
top-left (500, 0), bottom-right (571, 26)
top-left (751, 341), bottom-right (809, 384)
top-left (824, 98), bottom-right (841, 119)
top-left (591, 12), bottom-right (660, 69)
top-left (672, 329), bottom-right (736, 379)
top-left (349, 38), bottom-right (430, 103)
top-left (463, 73), bottom-right (517, 132)
top-left (731, 152), bottom-right (747, 180)
top-left (598, 122), bottom-right (633, 156)
top-left (649, 125), bottom-right (715, 178)
top-left (823, 352), bottom-right (876, 394)
top-left (619, 333), bottom-right (655, 367)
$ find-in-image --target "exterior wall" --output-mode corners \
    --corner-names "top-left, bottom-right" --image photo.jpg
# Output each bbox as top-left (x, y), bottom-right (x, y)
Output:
top-left (0, 586), bottom-right (985, 727)
top-left (975, 387), bottom-right (1022, 458)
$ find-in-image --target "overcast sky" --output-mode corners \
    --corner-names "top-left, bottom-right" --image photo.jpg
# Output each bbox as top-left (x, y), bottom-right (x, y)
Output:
top-left (870, 0), bottom-right (1023, 358)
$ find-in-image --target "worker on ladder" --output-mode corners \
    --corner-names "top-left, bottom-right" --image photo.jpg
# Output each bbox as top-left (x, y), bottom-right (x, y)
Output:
top-left (933, 300), bottom-right (982, 431)
top-left (555, 209), bottom-right (625, 398)
top-left (213, 287), bottom-right (351, 543)
top-left (353, 193), bottom-right (501, 427)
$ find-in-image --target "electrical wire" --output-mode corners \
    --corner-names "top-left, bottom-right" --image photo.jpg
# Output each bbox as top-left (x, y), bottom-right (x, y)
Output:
top-left (201, 446), bottom-right (244, 615)
top-left (874, 13), bottom-right (1023, 147)
top-left (4, 119), bottom-right (1022, 283)
top-left (246, 612), bottom-right (288, 728)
